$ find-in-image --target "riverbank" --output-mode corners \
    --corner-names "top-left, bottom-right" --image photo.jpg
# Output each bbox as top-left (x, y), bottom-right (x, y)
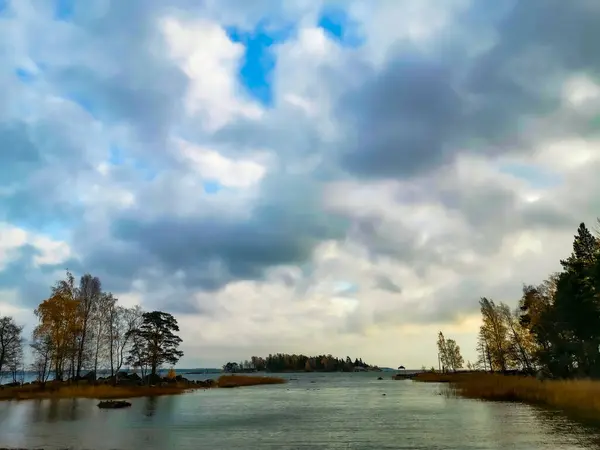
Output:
top-left (0, 375), bottom-right (286, 400)
top-left (414, 371), bottom-right (600, 419)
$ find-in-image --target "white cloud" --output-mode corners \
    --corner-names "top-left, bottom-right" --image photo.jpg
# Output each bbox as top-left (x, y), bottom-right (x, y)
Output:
top-left (160, 17), bottom-right (263, 131)
top-left (2, 0), bottom-right (600, 370)
top-left (177, 139), bottom-right (267, 188)
top-left (562, 74), bottom-right (600, 107)
top-left (0, 223), bottom-right (72, 269)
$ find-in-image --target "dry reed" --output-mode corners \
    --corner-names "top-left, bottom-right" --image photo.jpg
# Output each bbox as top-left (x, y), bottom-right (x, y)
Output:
top-left (0, 382), bottom-right (198, 401)
top-left (1, 375), bottom-right (286, 400)
top-left (416, 371), bottom-right (600, 419)
top-left (217, 374), bottom-right (286, 388)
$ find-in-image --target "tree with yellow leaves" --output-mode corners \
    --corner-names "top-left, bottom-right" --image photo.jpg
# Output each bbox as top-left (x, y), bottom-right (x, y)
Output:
top-left (34, 275), bottom-right (81, 381)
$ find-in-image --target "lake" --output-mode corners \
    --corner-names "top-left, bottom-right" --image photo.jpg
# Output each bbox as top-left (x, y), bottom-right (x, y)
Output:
top-left (1, 372), bottom-right (599, 449)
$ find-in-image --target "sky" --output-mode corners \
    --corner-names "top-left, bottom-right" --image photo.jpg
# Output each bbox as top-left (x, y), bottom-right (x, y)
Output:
top-left (1, 0), bottom-right (600, 370)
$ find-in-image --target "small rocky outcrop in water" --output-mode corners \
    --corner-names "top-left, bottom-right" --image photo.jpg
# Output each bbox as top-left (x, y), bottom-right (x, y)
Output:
top-left (196, 379), bottom-right (216, 388)
top-left (97, 400), bottom-right (132, 409)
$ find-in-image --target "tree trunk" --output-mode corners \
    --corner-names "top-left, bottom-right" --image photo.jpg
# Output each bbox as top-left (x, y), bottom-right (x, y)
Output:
top-left (109, 313), bottom-right (115, 377)
top-left (77, 326), bottom-right (87, 378)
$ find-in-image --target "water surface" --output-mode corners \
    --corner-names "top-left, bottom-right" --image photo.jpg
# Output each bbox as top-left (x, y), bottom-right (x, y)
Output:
top-left (1, 372), bottom-right (599, 449)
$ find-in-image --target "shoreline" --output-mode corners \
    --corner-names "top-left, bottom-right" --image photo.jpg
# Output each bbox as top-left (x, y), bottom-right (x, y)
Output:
top-left (0, 375), bottom-right (286, 401)
top-left (412, 371), bottom-right (600, 420)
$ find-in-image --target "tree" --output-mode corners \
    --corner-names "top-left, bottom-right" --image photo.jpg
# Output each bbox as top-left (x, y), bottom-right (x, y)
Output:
top-left (0, 316), bottom-right (24, 382)
top-left (31, 332), bottom-right (53, 384)
top-left (223, 362), bottom-right (240, 373)
top-left (34, 288), bottom-right (81, 381)
top-left (479, 298), bottom-right (510, 372)
top-left (497, 303), bottom-right (534, 372)
top-left (90, 292), bottom-right (114, 374)
top-left (476, 330), bottom-right (491, 372)
top-left (437, 332), bottom-right (450, 372)
top-left (553, 222), bottom-right (600, 377)
top-left (445, 339), bottom-right (464, 372)
top-left (75, 273), bottom-right (102, 378)
top-left (437, 332), bottom-right (464, 372)
top-left (127, 328), bottom-right (149, 378)
top-left (109, 305), bottom-right (143, 376)
top-left (128, 311), bottom-right (183, 379)
top-left (476, 222), bottom-right (600, 379)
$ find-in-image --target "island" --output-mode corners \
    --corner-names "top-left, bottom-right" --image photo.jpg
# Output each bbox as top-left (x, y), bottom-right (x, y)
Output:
top-left (0, 271), bottom-right (285, 401)
top-left (222, 355), bottom-right (382, 373)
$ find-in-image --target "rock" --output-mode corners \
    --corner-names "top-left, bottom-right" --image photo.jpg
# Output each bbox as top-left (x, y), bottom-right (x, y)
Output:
top-left (377, 377), bottom-right (383, 380)
top-left (82, 371), bottom-right (96, 382)
top-left (97, 400), bottom-right (132, 409)
top-left (143, 373), bottom-right (162, 386)
top-left (196, 379), bottom-right (216, 388)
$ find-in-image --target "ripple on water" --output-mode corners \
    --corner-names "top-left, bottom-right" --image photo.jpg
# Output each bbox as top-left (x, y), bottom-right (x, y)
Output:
top-left (0, 373), bottom-right (599, 449)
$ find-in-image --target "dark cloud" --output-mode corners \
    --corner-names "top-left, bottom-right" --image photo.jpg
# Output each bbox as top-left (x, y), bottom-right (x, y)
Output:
top-left (1, 0), bottom-right (599, 344)
top-left (338, 51), bottom-right (462, 178)
top-left (336, 0), bottom-right (600, 180)
top-left (0, 245), bottom-right (81, 308)
top-left (374, 275), bottom-right (402, 294)
top-left (106, 181), bottom-right (348, 292)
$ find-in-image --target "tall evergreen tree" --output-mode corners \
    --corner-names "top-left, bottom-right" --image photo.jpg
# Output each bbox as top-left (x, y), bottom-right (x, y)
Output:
top-left (128, 311), bottom-right (184, 378)
top-left (554, 222), bottom-right (600, 376)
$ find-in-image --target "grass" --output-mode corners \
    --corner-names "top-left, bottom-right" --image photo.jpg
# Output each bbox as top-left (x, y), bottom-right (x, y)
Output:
top-left (0, 382), bottom-right (198, 400)
top-left (415, 371), bottom-right (600, 420)
top-left (412, 371), bottom-right (471, 383)
top-left (0, 375), bottom-right (287, 400)
top-left (216, 374), bottom-right (286, 388)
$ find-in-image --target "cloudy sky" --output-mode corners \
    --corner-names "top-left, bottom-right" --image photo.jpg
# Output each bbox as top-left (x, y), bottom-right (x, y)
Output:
top-left (1, 0), bottom-right (599, 369)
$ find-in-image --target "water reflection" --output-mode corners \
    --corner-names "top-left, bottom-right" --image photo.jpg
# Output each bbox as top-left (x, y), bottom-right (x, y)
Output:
top-left (26, 398), bottom-right (92, 423)
top-left (2, 374), bottom-right (600, 450)
top-left (143, 396), bottom-right (158, 417)
top-left (533, 407), bottom-right (600, 449)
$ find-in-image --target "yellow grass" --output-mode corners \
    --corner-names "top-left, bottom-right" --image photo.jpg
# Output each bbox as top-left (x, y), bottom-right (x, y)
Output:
top-left (416, 371), bottom-right (600, 419)
top-left (217, 374), bottom-right (286, 388)
top-left (413, 371), bottom-right (470, 383)
top-left (0, 382), bottom-right (199, 401)
top-left (0, 375), bottom-right (286, 400)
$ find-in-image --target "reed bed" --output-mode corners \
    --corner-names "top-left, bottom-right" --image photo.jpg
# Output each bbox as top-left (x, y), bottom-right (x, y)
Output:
top-left (415, 371), bottom-right (600, 419)
top-left (216, 374), bottom-right (286, 388)
top-left (0, 382), bottom-right (197, 400)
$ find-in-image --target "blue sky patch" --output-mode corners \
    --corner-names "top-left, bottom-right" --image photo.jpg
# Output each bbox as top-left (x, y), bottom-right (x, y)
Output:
top-left (499, 162), bottom-right (562, 188)
top-left (133, 160), bottom-right (158, 181)
top-left (15, 68), bottom-right (36, 83)
top-left (317, 5), bottom-right (364, 48)
top-left (54, 0), bottom-right (74, 21)
top-left (203, 180), bottom-right (223, 194)
top-left (226, 21), bottom-right (294, 106)
top-left (333, 281), bottom-right (359, 295)
top-left (66, 93), bottom-right (95, 115)
top-left (108, 146), bottom-right (125, 165)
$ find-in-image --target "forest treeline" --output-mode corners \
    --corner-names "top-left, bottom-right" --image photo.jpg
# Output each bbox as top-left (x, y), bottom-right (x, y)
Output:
top-left (224, 354), bottom-right (374, 372)
top-left (0, 271), bottom-right (183, 384)
top-left (439, 221), bottom-right (600, 379)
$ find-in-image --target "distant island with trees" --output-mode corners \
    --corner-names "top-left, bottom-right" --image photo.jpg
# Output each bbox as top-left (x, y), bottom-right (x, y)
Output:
top-left (0, 270), bottom-right (383, 400)
top-left (0, 271), bottom-right (288, 399)
top-left (222, 355), bottom-right (379, 373)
